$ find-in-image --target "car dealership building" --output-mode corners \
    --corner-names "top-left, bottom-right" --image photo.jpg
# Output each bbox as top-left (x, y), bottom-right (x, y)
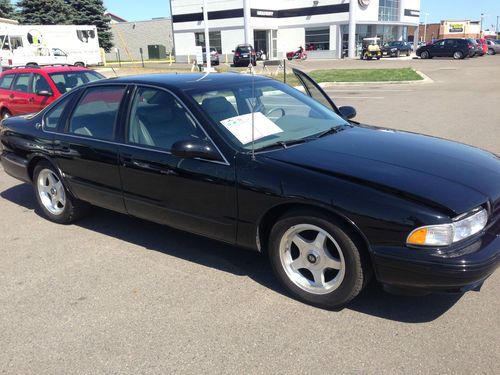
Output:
top-left (171, 0), bottom-right (421, 62)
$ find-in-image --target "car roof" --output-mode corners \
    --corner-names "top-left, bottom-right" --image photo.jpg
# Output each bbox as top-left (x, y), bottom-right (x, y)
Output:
top-left (100, 73), bottom-right (271, 91)
top-left (1, 66), bottom-right (90, 75)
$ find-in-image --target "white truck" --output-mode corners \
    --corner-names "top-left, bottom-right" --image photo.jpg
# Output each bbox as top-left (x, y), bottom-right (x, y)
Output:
top-left (0, 24), bottom-right (102, 68)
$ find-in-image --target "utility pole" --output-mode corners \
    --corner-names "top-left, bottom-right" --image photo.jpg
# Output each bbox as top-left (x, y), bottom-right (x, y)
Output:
top-left (480, 13), bottom-right (484, 33)
top-left (496, 15), bottom-right (499, 37)
top-left (202, 0), bottom-right (211, 70)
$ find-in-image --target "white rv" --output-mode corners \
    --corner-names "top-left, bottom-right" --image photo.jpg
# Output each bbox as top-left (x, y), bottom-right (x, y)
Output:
top-left (0, 24), bottom-right (102, 67)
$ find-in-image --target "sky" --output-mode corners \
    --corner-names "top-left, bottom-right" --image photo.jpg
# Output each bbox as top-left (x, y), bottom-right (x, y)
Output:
top-left (89, 0), bottom-right (500, 29)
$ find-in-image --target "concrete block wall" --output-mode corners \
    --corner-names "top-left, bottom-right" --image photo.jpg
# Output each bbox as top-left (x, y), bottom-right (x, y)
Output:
top-left (105, 18), bottom-right (174, 61)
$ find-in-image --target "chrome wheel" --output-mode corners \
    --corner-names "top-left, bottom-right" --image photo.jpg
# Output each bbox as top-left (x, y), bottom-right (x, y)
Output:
top-left (2, 111), bottom-right (10, 120)
top-left (279, 224), bottom-right (345, 295)
top-left (37, 169), bottom-right (66, 215)
top-left (453, 51), bottom-right (463, 59)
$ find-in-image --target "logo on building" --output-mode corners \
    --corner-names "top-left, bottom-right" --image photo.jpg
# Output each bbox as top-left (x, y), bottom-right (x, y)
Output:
top-left (449, 23), bottom-right (465, 33)
top-left (358, 0), bottom-right (370, 9)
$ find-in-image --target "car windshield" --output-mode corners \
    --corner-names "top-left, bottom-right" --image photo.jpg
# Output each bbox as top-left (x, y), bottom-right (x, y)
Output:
top-left (49, 71), bottom-right (104, 94)
top-left (188, 79), bottom-right (348, 151)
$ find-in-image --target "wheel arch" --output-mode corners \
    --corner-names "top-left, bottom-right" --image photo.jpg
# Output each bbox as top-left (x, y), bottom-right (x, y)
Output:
top-left (257, 202), bottom-right (371, 257)
top-left (27, 154), bottom-right (78, 198)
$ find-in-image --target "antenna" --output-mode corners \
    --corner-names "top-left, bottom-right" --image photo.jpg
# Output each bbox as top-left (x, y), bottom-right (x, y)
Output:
top-left (250, 62), bottom-right (255, 160)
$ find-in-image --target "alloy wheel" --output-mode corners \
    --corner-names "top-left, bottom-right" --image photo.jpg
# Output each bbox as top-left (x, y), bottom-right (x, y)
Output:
top-left (279, 224), bottom-right (345, 295)
top-left (37, 169), bottom-right (66, 215)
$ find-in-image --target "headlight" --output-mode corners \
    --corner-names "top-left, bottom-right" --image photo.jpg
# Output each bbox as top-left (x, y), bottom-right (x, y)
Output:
top-left (407, 208), bottom-right (488, 247)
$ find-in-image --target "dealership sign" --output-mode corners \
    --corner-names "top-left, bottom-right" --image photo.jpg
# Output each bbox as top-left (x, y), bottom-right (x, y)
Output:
top-left (449, 23), bottom-right (465, 33)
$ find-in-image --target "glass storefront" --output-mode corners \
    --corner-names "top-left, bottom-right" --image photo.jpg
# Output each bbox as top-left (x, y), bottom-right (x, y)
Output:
top-left (341, 24), bottom-right (408, 56)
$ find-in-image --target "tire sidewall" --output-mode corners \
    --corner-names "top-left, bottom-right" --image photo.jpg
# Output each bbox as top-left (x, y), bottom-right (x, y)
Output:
top-left (268, 213), bottom-right (366, 309)
top-left (454, 51), bottom-right (463, 59)
top-left (421, 51), bottom-right (429, 59)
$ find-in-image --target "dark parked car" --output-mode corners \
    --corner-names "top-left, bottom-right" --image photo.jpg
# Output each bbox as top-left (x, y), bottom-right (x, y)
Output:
top-left (1, 70), bottom-right (499, 309)
top-left (381, 41), bottom-right (412, 57)
top-left (232, 44), bottom-right (256, 67)
top-left (417, 38), bottom-right (474, 59)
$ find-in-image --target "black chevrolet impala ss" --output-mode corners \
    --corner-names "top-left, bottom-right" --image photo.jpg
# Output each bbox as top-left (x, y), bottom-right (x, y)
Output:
top-left (1, 69), bottom-right (499, 308)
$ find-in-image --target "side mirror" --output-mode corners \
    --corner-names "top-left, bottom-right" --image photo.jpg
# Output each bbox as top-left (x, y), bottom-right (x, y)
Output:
top-left (339, 106), bottom-right (357, 120)
top-left (231, 50), bottom-right (235, 52)
top-left (36, 90), bottom-right (53, 97)
top-left (171, 139), bottom-right (221, 161)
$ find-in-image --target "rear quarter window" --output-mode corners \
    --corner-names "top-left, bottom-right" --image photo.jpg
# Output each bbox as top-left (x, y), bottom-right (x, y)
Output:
top-left (0, 74), bottom-right (15, 89)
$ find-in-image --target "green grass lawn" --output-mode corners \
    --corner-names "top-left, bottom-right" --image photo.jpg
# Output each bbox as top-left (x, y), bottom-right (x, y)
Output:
top-left (273, 67), bottom-right (422, 86)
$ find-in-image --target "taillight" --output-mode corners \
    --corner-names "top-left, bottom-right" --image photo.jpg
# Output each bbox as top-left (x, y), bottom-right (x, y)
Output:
top-left (468, 44), bottom-right (473, 49)
top-left (235, 52), bottom-right (240, 57)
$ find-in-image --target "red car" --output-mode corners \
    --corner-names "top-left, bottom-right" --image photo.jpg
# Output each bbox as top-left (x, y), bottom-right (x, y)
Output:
top-left (476, 38), bottom-right (488, 55)
top-left (0, 66), bottom-right (104, 119)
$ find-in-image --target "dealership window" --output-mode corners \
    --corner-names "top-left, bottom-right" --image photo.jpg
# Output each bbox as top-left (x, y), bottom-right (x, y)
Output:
top-left (379, 0), bottom-right (400, 22)
top-left (305, 28), bottom-right (330, 51)
top-left (195, 31), bottom-right (222, 53)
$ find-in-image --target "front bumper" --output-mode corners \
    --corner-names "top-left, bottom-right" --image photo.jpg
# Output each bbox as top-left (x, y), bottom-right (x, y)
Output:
top-left (371, 222), bottom-right (500, 293)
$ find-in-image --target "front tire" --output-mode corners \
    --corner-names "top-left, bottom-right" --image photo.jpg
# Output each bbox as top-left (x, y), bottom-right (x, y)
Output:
top-left (420, 51), bottom-right (429, 59)
top-left (2, 109), bottom-right (11, 120)
top-left (33, 161), bottom-right (89, 224)
top-left (488, 48), bottom-right (495, 55)
top-left (268, 210), bottom-right (371, 309)
top-left (74, 62), bottom-right (85, 67)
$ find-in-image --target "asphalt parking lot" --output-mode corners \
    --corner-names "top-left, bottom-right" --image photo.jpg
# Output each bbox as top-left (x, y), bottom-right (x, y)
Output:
top-left (1, 56), bottom-right (499, 374)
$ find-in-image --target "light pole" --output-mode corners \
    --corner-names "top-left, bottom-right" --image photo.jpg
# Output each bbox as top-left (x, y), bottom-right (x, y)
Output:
top-left (480, 13), bottom-right (484, 33)
top-left (202, 0), bottom-right (211, 70)
top-left (423, 13), bottom-right (429, 43)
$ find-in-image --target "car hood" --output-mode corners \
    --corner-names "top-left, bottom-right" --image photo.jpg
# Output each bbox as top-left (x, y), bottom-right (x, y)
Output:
top-left (264, 125), bottom-right (500, 216)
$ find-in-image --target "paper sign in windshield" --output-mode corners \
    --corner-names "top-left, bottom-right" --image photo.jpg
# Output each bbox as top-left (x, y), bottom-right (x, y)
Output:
top-left (220, 112), bottom-right (283, 145)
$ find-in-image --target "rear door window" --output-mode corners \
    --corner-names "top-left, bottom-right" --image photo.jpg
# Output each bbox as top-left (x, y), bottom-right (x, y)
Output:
top-left (12, 73), bottom-right (32, 93)
top-left (68, 85), bottom-right (126, 140)
top-left (0, 74), bottom-right (15, 89)
top-left (44, 94), bottom-right (74, 130)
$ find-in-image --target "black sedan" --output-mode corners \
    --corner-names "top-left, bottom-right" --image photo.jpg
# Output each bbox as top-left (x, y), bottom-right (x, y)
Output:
top-left (381, 41), bottom-right (412, 57)
top-left (1, 70), bottom-right (499, 309)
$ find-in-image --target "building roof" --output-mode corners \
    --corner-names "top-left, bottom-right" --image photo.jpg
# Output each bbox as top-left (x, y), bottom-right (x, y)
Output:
top-left (104, 12), bottom-right (128, 23)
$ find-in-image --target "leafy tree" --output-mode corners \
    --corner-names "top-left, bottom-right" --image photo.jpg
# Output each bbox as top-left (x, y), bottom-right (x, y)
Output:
top-left (67, 0), bottom-right (113, 52)
top-left (0, 0), bottom-right (17, 19)
top-left (17, 0), bottom-right (73, 25)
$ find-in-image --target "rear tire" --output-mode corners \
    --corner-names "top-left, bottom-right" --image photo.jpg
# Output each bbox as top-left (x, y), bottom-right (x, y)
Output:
top-left (33, 161), bottom-right (89, 224)
top-left (488, 48), bottom-right (495, 55)
top-left (453, 51), bottom-right (464, 60)
top-left (406, 49), bottom-right (411, 56)
top-left (74, 62), bottom-right (85, 67)
top-left (268, 210), bottom-right (371, 309)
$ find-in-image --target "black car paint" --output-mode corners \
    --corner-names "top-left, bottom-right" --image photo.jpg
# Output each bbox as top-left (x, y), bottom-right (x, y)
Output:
top-left (416, 38), bottom-right (473, 59)
top-left (1, 72), bottom-right (499, 294)
top-left (381, 42), bottom-right (411, 57)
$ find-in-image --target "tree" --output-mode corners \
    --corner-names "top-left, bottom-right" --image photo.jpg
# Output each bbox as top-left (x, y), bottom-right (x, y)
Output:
top-left (67, 0), bottom-right (113, 52)
top-left (0, 0), bottom-right (17, 19)
top-left (17, 0), bottom-right (73, 25)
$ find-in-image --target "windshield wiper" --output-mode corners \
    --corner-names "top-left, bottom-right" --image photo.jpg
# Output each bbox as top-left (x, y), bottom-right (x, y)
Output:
top-left (255, 139), bottom-right (308, 152)
top-left (316, 126), bottom-right (340, 138)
